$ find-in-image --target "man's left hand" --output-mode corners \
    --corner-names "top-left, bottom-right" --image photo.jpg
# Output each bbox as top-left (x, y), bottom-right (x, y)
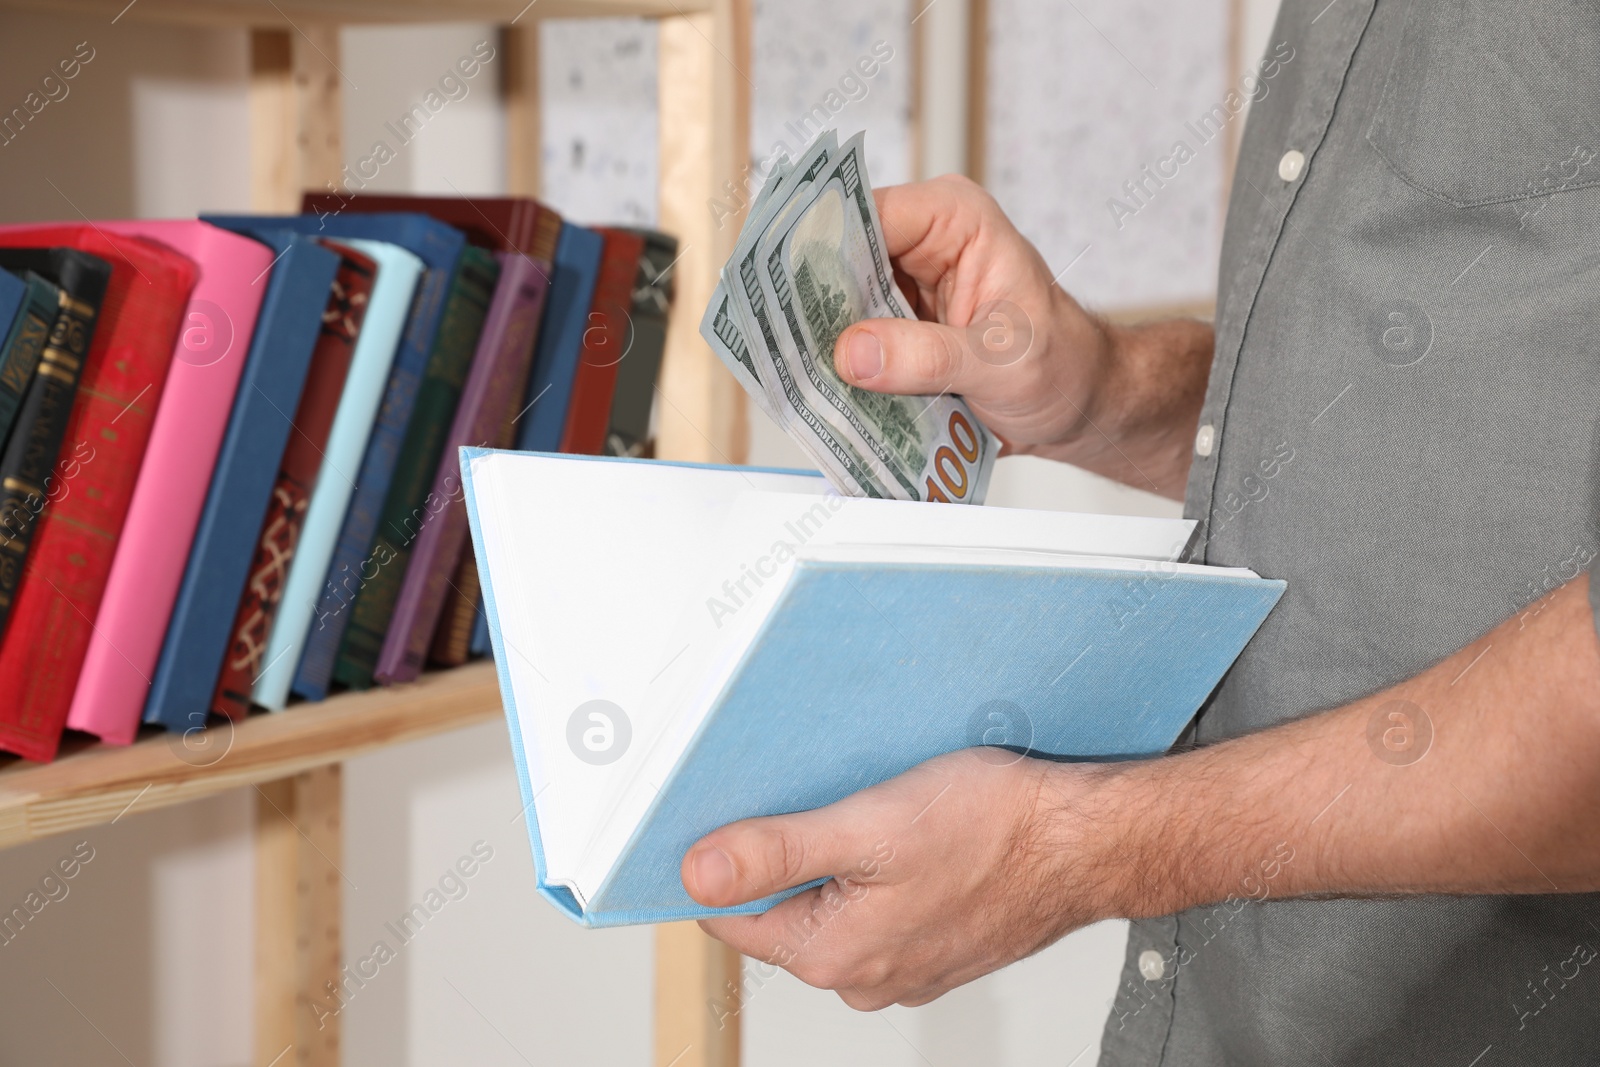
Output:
top-left (683, 749), bottom-right (1131, 1010)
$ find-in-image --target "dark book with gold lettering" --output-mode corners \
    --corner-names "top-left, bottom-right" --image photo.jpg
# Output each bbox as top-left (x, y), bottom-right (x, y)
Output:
top-left (0, 228), bottom-right (194, 762)
top-left (0, 248), bottom-right (112, 640)
top-left (0, 270), bottom-right (61, 453)
top-left (331, 244), bottom-right (501, 690)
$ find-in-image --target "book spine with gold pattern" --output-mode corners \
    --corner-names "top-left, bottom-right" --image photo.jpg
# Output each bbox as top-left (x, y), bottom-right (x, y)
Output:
top-left (0, 263), bottom-right (105, 638)
top-left (0, 229), bottom-right (193, 762)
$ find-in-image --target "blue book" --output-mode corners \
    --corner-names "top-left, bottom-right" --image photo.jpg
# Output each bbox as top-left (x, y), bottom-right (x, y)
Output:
top-left (461, 450), bottom-right (1286, 928)
top-left (143, 230), bottom-right (339, 730)
top-left (512, 222), bottom-right (603, 453)
top-left (203, 212), bottom-right (465, 703)
top-left (0, 270), bottom-right (25, 350)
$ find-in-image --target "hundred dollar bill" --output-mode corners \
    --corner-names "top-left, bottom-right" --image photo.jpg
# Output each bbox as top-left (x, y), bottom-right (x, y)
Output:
top-left (699, 134), bottom-right (835, 423)
top-left (722, 135), bottom-right (894, 495)
top-left (744, 132), bottom-right (997, 503)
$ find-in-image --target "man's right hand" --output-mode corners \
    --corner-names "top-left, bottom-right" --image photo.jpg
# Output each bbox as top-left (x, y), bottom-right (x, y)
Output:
top-left (834, 174), bottom-right (1214, 500)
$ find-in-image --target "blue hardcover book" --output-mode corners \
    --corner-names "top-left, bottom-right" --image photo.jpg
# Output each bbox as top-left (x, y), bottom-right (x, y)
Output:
top-left (461, 449), bottom-right (1286, 928)
top-left (512, 222), bottom-right (603, 453)
top-left (203, 212), bottom-right (464, 704)
top-left (247, 239), bottom-right (423, 710)
top-left (0, 270), bottom-right (25, 349)
top-left (143, 230), bottom-right (339, 730)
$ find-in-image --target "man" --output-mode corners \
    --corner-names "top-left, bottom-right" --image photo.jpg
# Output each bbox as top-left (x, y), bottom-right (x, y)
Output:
top-left (683, 0), bottom-right (1600, 1061)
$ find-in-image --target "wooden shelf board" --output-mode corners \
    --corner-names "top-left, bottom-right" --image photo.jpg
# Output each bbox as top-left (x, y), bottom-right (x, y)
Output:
top-left (0, 0), bottom-right (709, 27)
top-left (0, 661), bottom-right (502, 851)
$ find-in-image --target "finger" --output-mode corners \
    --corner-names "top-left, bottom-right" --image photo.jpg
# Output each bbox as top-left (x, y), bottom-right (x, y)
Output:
top-left (683, 804), bottom-right (872, 908)
top-left (699, 876), bottom-right (875, 978)
top-left (873, 177), bottom-right (982, 263)
top-left (834, 317), bottom-right (988, 397)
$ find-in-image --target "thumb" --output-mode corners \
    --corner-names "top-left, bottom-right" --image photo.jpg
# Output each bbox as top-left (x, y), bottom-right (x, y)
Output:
top-left (683, 808), bottom-right (864, 909)
top-left (835, 317), bottom-right (983, 396)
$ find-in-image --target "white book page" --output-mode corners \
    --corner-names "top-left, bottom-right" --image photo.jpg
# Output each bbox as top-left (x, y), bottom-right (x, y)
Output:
top-left (470, 453), bottom-right (826, 901)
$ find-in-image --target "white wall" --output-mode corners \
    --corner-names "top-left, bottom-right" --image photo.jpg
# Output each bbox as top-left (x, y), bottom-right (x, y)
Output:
top-left (0, 2), bottom-right (1280, 1063)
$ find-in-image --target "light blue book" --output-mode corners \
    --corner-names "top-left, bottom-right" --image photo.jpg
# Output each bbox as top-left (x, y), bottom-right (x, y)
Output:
top-left (462, 449), bottom-right (1286, 928)
top-left (253, 239), bottom-right (423, 710)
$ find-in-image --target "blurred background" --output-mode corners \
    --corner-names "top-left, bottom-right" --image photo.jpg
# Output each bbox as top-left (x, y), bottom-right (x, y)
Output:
top-left (0, 1), bottom-right (1279, 1062)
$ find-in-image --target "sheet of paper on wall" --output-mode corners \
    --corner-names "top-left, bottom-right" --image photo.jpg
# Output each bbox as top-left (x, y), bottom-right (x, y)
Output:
top-left (461, 448), bottom-right (1286, 927)
top-left (701, 129), bottom-right (1000, 504)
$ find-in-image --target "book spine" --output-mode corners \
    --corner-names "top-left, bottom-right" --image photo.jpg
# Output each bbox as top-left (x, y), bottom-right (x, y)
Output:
top-left (0, 287), bottom-right (95, 636)
top-left (558, 229), bottom-right (644, 456)
top-left (210, 249), bottom-right (374, 719)
top-left (604, 231), bottom-right (677, 458)
top-left (428, 552), bottom-right (479, 667)
top-left (333, 246), bottom-right (499, 689)
top-left (0, 235), bottom-right (191, 762)
top-left (291, 237), bottom-right (459, 702)
top-left (0, 275), bottom-right (59, 450)
top-left (377, 253), bottom-right (550, 683)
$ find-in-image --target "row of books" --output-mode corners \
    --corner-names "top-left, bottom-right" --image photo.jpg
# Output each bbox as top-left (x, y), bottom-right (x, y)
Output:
top-left (0, 195), bottom-right (676, 762)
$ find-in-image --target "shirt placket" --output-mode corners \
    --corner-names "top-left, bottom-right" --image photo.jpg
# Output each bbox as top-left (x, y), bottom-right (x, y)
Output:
top-left (1189, 0), bottom-right (1380, 565)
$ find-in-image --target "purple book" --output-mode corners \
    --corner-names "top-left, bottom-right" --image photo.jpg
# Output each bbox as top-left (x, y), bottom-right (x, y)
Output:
top-left (375, 253), bottom-right (551, 684)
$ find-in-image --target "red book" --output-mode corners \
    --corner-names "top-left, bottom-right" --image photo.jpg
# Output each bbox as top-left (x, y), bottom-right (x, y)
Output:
top-left (211, 241), bottom-right (375, 720)
top-left (0, 227), bottom-right (195, 761)
top-left (558, 228), bottom-right (645, 456)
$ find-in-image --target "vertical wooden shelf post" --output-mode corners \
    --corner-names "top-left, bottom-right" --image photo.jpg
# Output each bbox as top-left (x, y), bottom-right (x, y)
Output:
top-left (249, 23), bottom-right (347, 1067)
top-left (655, 2), bottom-right (752, 1064)
top-left (255, 767), bottom-right (345, 1067)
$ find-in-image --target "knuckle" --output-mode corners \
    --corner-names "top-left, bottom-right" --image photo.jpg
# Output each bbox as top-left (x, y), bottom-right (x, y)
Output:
top-left (905, 329), bottom-right (959, 386)
top-left (760, 827), bottom-right (806, 888)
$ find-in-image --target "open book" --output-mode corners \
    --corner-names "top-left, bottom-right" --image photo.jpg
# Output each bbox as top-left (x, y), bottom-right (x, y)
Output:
top-left (462, 449), bottom-right (1285, 927)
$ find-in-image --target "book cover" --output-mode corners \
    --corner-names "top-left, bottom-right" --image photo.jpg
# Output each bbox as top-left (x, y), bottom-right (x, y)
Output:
top-left (428, 552), bottom-right (480, 667)
top-left (141, 230), bottom-right (341, 733)
top-left (376, 253), bottom-right (551, 685)
top-left (0, 270), bottom-right (24, 348)
top-left (0, 249), bottom-right (112, 639)
top-left (0, 227), bottom-right (195, 762)
top-left (64, 221), bottom-right (275, 745)
top-left (326, 245), bottom-right (500, 691)
top-left (201, 213), bottom-right (465, 708)
top-left (203, 240), bottom-right (376, 722)
top-left (299, 192), bottom-right (562, 266)
top-left (296, 193), bottom-right (563, 676)
top-left (0, 270), bottom-right (58, 452)
top-left (248, 238), bottom-right (422, 711)
top-left (462, 450), bottom-right (1285, 926)
top-left (557, 228), bottom-right (643, 456)
top-left (604, 229), bottom-right (678, 458)
top-left (513, 222), bottom-right (604, 453)
top-left (200, 213), bottom-right (466, 708)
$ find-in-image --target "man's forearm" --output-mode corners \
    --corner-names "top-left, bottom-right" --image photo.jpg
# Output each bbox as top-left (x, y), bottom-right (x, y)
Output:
top-left (1038, 311), bottom-right (1214, 501)
top-left (1055, 574), bottom-right (1600, 919)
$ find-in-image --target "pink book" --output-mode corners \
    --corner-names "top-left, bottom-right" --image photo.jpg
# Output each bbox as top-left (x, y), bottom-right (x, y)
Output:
top-left (63, 221), bottom-right (272, 744)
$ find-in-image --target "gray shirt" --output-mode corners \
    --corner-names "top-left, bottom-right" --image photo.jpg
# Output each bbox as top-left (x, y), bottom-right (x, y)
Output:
top-left (1099, 0), bottom-right (1600, 1062)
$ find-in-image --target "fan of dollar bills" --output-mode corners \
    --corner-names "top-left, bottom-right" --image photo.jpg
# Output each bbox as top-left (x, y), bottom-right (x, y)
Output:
top-left (699, 130), bottom-right (998, 505)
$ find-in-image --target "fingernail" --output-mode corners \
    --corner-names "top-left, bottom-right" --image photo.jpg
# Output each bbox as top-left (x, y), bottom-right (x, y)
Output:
top-left (689, 845), bottom-right (736, 902)
top-left (846, 331), bottom-right (883, 381)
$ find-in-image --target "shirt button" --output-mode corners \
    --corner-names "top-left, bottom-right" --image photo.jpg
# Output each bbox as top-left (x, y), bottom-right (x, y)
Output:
top-left (1138, 949), bottom-right (1166, 980)
top-left (1195, 423), bottom-right (1215, 457)
top-left (1278, 149), bottom-right (1306, 182)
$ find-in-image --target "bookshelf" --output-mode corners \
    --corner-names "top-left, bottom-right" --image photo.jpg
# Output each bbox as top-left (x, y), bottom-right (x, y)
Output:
top-left (0, 2), bottom-right (751, 1066)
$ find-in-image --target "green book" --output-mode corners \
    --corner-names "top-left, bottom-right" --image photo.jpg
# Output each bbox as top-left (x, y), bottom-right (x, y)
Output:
top-left (0, 272), bottom-right (62, 453)
top-left (332, 244), bottom-right (500, 689)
